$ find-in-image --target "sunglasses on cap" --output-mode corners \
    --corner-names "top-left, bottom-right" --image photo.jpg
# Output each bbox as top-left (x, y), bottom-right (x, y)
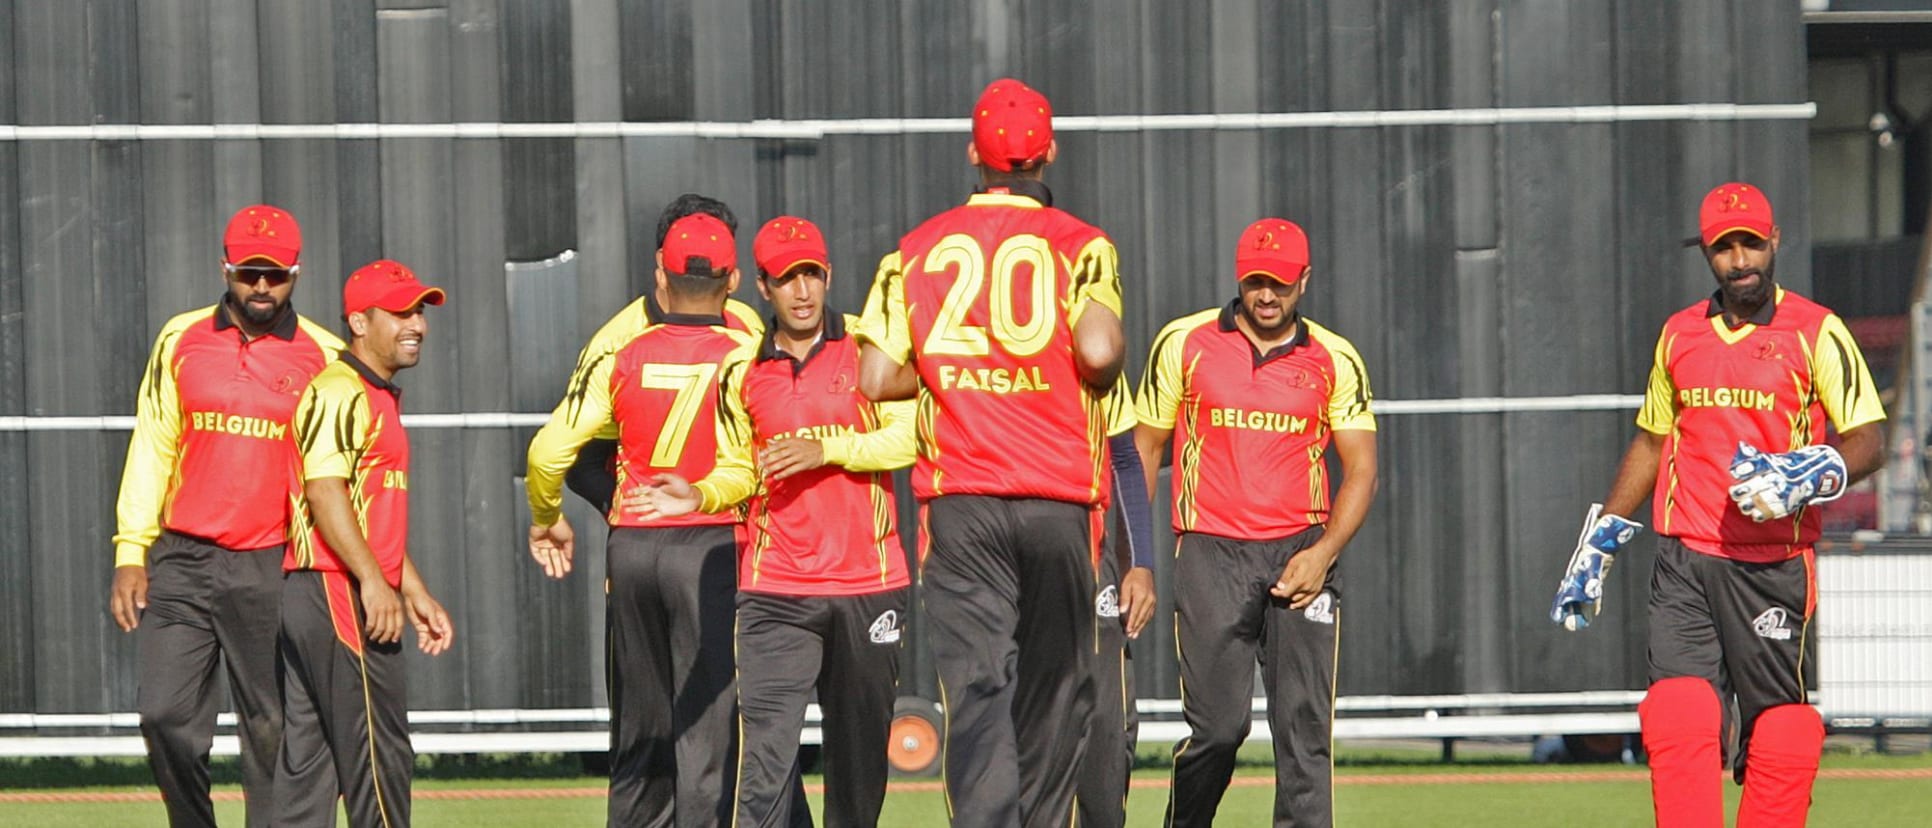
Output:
top-left (224, 262), bottom-right (299, 287)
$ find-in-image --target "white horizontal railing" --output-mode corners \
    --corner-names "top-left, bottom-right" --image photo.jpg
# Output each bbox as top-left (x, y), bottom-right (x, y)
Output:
top-left (0, 103), bottom-right (1815, 144)
top-left (0, 692), bottom-right (1654, 757)
top-left (0, 394), bottom-right (1643, 433)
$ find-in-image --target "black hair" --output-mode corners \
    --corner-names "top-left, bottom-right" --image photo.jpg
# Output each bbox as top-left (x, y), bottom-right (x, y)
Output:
top-left (655, 193), bottom-right (738, 248)
top-left (664, 268), bottom-right (730, 301)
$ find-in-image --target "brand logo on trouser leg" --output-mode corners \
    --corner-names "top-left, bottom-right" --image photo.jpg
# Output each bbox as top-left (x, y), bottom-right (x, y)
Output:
top-left (1304, 591), bottom-right (1336, 624)
top-left (1095, 585), bottom-right (1120, 619)
top-left (1752, 607), bottom-right (1792, 640)
top-left (869, 609), bottom-right (901, 644)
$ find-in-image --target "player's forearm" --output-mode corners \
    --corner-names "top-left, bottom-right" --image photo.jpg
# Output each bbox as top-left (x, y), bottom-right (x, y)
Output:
top-left (824, 399), bottom-right (918, 472)
top-left (1108, 432), bottom-right (1156, 569)
top-left (1603, 430), bottom-right (1665, 519)
top-left (525, 420), bottom-right (594, 526)
top-left (1315, 432), bottom-right (1379, 555)
top-left (1133, 425), bottom-right (1170, 507)
top-left (1839, 423), bottom-right (1886, 485)
top-left (304, 478), bottom-right (390, 587)
top-left (399, 555), bottom-right (427, 597)
top-left (112, 395), bottom-right (184, 566)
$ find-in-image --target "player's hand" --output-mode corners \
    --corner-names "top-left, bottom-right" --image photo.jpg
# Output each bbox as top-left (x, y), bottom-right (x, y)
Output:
top-left (1270, 545), bottom-right (1337, 609)
top-left (760, 438), bottom-right (826, 481)
top-left (109, 565), bottom-right (149, 633)
top-left (621, 473), bottom-right (702, 521)
top-left (402, 586), bottom-right (455, 656)
top-left (1727, 442), bottom-right (1848, 523)
top-left (1118, 566), bottom-right (1156, 640)
top-left (359, 581), bottom-right (405, 644)
top-left (528, 518), bottom-right (576, 579)
top-left (1550, 505), bottom-right (1642, 631)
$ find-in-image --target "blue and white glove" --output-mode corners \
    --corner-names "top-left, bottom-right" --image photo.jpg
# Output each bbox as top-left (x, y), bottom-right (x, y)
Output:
top-left (1550, 504), bottom-right (1643, 631)
top-left (1727, 442), bottom-right (1848, 523)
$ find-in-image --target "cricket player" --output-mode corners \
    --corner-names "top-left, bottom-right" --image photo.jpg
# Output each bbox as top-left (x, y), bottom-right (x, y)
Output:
top-left (276, 259), bottom-right (454, 828)
top-left (634, 215), bottom-right (915, 827)
top-left (855, 77), bottom-right (1140, 827)
top-left (526, 204), bottom-right (759, 827)
top-left (1135, 218), bottom-right (1379, 828)
top-left (110, 204), bottom-right (342, 828)
top-left (1551, 182), bottom-right (1886, 828)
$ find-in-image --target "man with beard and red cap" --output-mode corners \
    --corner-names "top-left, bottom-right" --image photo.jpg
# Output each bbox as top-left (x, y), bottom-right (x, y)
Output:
top-left (1551, 182), bottom-right (1887, 828)
top-left (1135, 218), bottom-right (1379, 828)
top-left (109, 205), bottom-right (343, 828)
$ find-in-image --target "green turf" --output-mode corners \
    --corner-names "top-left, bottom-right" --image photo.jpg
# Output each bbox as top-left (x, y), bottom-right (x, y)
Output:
top-left (5, 749), bottom-right (1929, 826)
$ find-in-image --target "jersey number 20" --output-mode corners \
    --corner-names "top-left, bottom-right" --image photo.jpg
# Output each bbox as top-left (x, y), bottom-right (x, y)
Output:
top-left (922, 233), bottom-right (1056, 358)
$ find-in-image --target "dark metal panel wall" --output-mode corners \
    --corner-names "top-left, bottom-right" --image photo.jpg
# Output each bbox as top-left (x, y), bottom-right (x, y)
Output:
top-left (0, 0), bottom-right (1813, 714)
top-left (0, 0), bottom-right (29, 714)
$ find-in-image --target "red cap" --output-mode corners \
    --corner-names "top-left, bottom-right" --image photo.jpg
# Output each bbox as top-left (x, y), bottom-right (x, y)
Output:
top-left (343, 259), bottom-right (447, 315)
top-left (223, 204), bottom-right (302, 267)
top-left (753, 216), bottom-right (830, 277)
top-left (1234, 218), bottom-right (1310, 284)
top-left (662, 214), bottom-right (737, 276)
top-left (1699, 182), bottom-right (1775, 246)
top-left (972, 78), bottom-right (1053, 172)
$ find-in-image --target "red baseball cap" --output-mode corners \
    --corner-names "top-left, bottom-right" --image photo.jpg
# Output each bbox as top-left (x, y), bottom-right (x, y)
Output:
top-left (972, 78), bottom-right (1053, 172)
top-left (223, 204), bottom-right (302, 267)
top-left (1699, 182), bottom-right (1775, 246)
top-left (753, 216), bottom-right (830, 278)
top-left (343, 259), bottom-right (447, 315)
top-left (662, 213), bottom-right (737, 276)
top-left (1235, 218), bottom-right (1310, 284)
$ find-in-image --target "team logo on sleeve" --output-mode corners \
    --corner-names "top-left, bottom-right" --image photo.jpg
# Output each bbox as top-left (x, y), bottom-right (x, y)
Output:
top-left (869, 610), bottom-right (902, 644)
top-left (1095, 585), bottom-right (1120, 619)
top-left (1303, 591), bottom-right (1336, 625)
top-left (1752, 607), bottom-right (1792, 640)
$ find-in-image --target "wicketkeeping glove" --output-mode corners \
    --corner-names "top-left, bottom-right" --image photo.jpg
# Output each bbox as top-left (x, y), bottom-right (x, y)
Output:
top-left (1550, 504), bottom-right (1643, 631)
top-left (1727, 442), bottom-right (1848, 523)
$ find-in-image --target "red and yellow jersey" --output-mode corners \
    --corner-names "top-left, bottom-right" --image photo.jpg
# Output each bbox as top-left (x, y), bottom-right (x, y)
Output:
top-left (287, 355), bottom-right (412, 587)
top-left (856, 183), bottom-right (1122, 506)
top-left (1137, 304), bottom-right (1376, 540)
top-left (1637, 288), bottom-right (1885, 561)
top-left (694, 313), bottom-right (916, 595)
top-left (564, 296), bottom-right (763, 442)
top-left (526, 310), bottom-right (759, 528)
top-left (113, 302), bottom-right (343, 565)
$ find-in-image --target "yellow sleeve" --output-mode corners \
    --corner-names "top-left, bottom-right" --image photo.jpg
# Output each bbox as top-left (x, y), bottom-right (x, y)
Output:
top-left (526, 350), bottom-right (618, 526)
top-left (1103, 381), bottom-right (1138, 437)
top-left (295, 316), bottom-right (347, 357)
top-left (293, 368), bottom-right (373, 482)
top-left (1136, 313), bottom-right (1207, 430)
top-left (725, 298), bottom-right (767, 336)
top-left (1811, 313), bottom-right (1887, 433)
top-left (1635, 330), bottom-right (1677, 435)
top-left (855, 250), bottom-right (912, 365)
top-left (1065, 236), bottom-right (1124, 327)
top-left (112, 314), bottom-right (197, 567)
top-left (1314, 327), bottom-right (1377, 432)
top-left (823, 396), bottom-right (918, 472)
top-left (694, 354), bottom-right (760, 513)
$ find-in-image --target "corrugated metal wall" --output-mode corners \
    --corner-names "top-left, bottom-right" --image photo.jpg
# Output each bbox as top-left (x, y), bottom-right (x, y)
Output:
top-left (0, 0), bottom-right (1812, 715)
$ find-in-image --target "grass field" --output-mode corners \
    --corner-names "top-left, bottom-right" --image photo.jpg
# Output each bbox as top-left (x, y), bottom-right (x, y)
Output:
top-left (4, 744), bottom-right (1929, 826)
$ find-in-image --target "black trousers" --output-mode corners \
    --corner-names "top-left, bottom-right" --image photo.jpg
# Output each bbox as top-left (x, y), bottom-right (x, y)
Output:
top-left (136, 531), bottom-right (284, 828)
top-left (1076, 535), bottom-right (1138, 828)
top-left (606, 525), bottom-right (740, 828)
top-left (1647, 537), bottom-right (1815, 779)
top-left (1166, 528), bottom-right (1339, 828)
top-left (922, 495), bottom-right (1098, 828)
top-left (734, 588), bottom-right (908, 828)
top-left (274, 570), bottom-right (412, 828)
